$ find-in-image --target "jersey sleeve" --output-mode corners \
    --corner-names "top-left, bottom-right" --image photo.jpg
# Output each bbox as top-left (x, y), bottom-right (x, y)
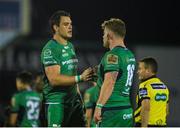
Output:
top-left (139, 84), bottom-right (151, 101)
top-left (41, 46), bottom-right (59, 67)
top-left (103, 52), bottom-right (120, 73)
top-left (11, 94), bottom-right (20, 113)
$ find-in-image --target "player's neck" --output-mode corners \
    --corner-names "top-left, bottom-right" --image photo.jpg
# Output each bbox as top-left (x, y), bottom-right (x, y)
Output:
top-left (53, 34), bottom-right (68, 45)
top-left (110, 40), bottom-right (125, 50)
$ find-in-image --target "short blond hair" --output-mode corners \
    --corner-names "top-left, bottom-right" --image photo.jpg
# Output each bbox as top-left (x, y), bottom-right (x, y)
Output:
top-left (101, 18), bottom-right (126, 38)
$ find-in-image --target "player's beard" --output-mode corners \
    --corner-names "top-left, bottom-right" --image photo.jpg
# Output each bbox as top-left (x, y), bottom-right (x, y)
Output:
top-left (61, 33), bottom-right (72, 41)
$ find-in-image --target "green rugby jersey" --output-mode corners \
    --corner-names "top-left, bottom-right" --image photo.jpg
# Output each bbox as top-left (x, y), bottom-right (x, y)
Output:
top-left (41, 39), bottom-right (79, 103)
top-left (11, 90), bottom-right (41, 127)
top-left (96, 46), bottom-right (136, 107)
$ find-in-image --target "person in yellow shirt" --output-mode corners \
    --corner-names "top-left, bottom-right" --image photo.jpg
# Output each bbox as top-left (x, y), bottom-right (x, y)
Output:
top-left (134, 57), bottom-right (169, 127)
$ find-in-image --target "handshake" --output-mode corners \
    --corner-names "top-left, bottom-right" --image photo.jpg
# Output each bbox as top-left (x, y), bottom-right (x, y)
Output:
top-left (80, 65), bottom-right (98, 82)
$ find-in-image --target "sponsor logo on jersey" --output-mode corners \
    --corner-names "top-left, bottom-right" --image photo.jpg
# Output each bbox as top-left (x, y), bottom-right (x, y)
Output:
top-left (44, 49), bottom-right (51, 57)
top-left (155, 93), bottom-right (167, 101)
top-left (107, 54), bottom-right (118, 64)
top-left (139, 88), bottom-right (148, 97)
top-left (62, 59), bottom-right (78, 65)
top-left (151, 83), bottom-right (166, 89)
top-left (123, 113), bottom-right (132, 120)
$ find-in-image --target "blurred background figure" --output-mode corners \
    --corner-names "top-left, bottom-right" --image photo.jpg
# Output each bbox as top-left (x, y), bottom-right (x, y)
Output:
top-left (9, 71), bottom-right (42, 127)
top-left (84, 65), bottom-right (98, 127)
top-left (84, 81), bottom-right (98, 127)
top-left (34, 72), bottom-right (44, 94)
top-left (33, 72), bottom-right (46, 126)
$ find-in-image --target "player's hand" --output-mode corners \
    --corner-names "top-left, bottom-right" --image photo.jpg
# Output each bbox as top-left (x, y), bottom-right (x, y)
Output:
top-left (94, 107), bottom-right (102, 123)
top-left (81, 67), bottom-right (93, 81)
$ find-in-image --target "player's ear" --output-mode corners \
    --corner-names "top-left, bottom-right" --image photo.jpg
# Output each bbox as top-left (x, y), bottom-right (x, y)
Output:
top-left (107, 32), bottom-right (113, 40)
top-left (53, 25), bottom-right (59, 33)
top-left (107, 33), bottom-right (111, 41)
top-left (146, 68), bottom-right (151, 74)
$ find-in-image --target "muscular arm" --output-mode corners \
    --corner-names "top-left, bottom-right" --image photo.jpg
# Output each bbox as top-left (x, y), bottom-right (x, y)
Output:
top-left (94, 71), bottom-right (118, 123)
top-left (141, 99), bottom-right (150, 127)
top-left (96, 71), bottom-right (118, 105)
top-left (45, 65), bottom-right (92, 86)
top-left (45, 65), bottom-right (77, 86)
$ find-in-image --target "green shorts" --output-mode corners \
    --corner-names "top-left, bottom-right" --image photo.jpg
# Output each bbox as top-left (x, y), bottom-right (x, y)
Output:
top-left (45, 99), bottom-right (85, 127)
top-left (99, 106), bottom-right (133, 127)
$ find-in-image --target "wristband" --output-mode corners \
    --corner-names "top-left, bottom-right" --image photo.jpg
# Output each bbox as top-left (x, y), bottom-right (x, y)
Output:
top-left (75, 75), bottom-right (82, 83)
top-left (96, 103), bottom-right (103, 109)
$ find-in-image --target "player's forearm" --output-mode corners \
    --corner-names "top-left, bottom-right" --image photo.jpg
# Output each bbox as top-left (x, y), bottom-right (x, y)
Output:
top-left (46, 65), bottom-right (92, 87)
top-left (45, 65), bottom-right (82, 86)
top-left (141, 99), bottom-right (150, 127)
top-left (140, 108), bottom-right (149, 127)
top-left (97, 80), bottom-right (114, 105)
top-left (86, 117), bottom-right (91, 127)
top-left (49, 74), bottom-right (79, 86)
top-left (86, 109), bottom-right (93, 127)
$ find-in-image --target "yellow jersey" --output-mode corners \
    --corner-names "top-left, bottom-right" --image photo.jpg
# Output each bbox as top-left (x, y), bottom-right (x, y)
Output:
top-left (134, 77), bottom-right (169, 126)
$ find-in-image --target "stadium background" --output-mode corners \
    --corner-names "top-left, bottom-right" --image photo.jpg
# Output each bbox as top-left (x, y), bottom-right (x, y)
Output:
top-left (0, 0), bottom-right (179, 126)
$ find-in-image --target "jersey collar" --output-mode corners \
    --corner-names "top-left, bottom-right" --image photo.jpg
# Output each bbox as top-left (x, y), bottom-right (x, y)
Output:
top-left (112, 46), bottom-right (127, 51)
